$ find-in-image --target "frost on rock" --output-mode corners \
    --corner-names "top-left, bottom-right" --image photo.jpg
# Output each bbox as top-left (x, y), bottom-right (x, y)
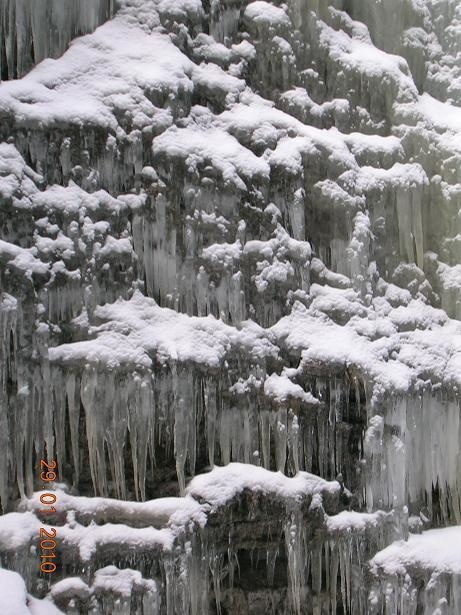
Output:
top-left (0, 0), bottom-right (460, 612)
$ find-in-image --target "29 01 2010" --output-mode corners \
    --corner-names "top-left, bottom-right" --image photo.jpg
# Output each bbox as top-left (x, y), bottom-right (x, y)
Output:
top-left (38, 459), bottom-right (58, 574)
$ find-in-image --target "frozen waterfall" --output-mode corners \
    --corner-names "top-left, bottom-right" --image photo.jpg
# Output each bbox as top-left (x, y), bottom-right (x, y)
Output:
top-left (0, 0), bottom-right (461, 613)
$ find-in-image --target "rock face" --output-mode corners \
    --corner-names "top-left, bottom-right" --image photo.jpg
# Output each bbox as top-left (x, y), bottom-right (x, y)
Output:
top-left (0, 0), bottom-right (460, 613)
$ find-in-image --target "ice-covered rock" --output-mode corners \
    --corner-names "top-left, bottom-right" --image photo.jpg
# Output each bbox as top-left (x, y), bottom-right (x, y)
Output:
top-left (1, 465), bottom-right (399, 614)
top-left (0, 0), bottom-right (460, 612)
top-left (369, 526), bottom-right (461, 614)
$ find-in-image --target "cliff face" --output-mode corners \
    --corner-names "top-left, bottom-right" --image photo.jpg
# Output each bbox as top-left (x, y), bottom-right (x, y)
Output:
top-left (0, 0), bottom-right (460, 613)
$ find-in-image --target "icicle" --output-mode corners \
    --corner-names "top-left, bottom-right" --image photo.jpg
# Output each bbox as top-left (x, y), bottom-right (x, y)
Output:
top-left (196, 267), bottom-right (210, 317)
top-left (242, 409), bottom-right (251, 464)
top-left (260, 410), bottom-right (271, 469)
top-left (188, 378), bottom-right (198, 477)
top-left (229, 407), bottom-right (243, 462)
top-left (289, 411), bottom-right (300, 474)
top-left (51, 366), bottom-right (67, 489)
top-left (275, 408), bottom-right (287, 472)
top-left (210, 551), bottom-right (224, 615)
top-left (174, 367), bottom-right (195, 495)
top-left (204, 379), bottom-right (217, 467)
top-left (229, 271), bottom-right (246, 325)
top-left (339, 542), bottom-right (348, 613)
top-left (317, 406), bottom-right (326, 477)
top-left (284, 508), bottom-right (304, 615)
top-left (216, 274), bottom-right (229, 323)
top-left (105, 371), bottom-right (129, 500)
top-left (129, 374), bottom-right (153, 501)
top-left (163, 558), bottom-right (175, 615)
top-left (0, 295), bottom-right (18, 508)
top-left (219, 410), bottom-right (231, 466)
top-left (80, 367), bottom-right (109, 496)
top-left (210, 1), bottom-right (240, 43)
top-left (266, 548), bottom-right (278, 586)
top-left (65, 370), bottom-right (79, 487)
top-left (311, 544), bottom-right (322, 615)
top-left (395, 185), bottom-right (424, 268)
top-left (330, 543), bottom-right (339, 614)
top-left (0, 0), bottom-right (116, 79)
top-left (303, 420), bottom-right (314, 473)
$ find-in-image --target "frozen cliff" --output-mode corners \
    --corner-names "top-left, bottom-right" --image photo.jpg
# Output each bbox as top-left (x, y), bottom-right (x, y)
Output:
top-left (0, 0), bottom-right (460, 613)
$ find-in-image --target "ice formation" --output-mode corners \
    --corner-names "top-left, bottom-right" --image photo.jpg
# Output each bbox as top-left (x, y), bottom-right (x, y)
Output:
top-left (0, 0), bottom-right (460, 612)
top-left (0, 0), bottom-right (117, 79)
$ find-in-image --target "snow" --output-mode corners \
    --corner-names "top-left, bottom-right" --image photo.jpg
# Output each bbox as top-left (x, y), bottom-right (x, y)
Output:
top-left (322, 17), bottom-right (417, 87)
top-left (231, 40), bottom-right (257, 62)
top-left (22, 489), bottom-right (206, 529)
top-left (263, 372), bottom-right (320, 405)
top-left (0, 569), bottom-right (62, 615)
top-left (244, 2), bottom-right (291, 28)
top-left (0, 239), bottom-right (49, 277)
top-left (370, 526), bottom-right (461, 576)
top-left (0, 14), bottom-right (194, 130)
top-left (0, 464), bottom-right (382, 574)
top-left (1, 505), bottom-right (175, 563)
top-left (49, 290), bottom-right (278, 369)
top-left (31, 185), bottom-right (127, 216)
top-left (50, 577), bottom-right (90, 602)
top-left (356, 162), bottom-right (428, 192)
top-left (59, 522), bottom-right (174, 561)
top-left (0, 512), bottom-right (41, 550)
top-left (155, 0), bottom-right (203, 21)
top-left (92, 566), bottom-right (158, 597)
top-left (186, 463), bottom-right (340, 507)
top-left (44, 278), bottom-right (461, 396)
top-left (153, 125), bottom-right (270, 190)
top-left (219, 98), bottom-right (357, 170)
top-left (419, 93), bottom-right (461, 132)
top-left (343, 132), bottom-right (404, 162)
top-left (326, 510), bottom-right (390, 534)
top-left (98, 236), bottom-right (134, 257)
top-left (193, 61), bottom-right (245, 97)
top-left (271, 295), bottom-right (461, 396)
top-left (50, 567), bottom-right (160, 608)
top-left (201, 241), bottom-right (242, 265)
top-left (0, 569), bottom-right (31, 615)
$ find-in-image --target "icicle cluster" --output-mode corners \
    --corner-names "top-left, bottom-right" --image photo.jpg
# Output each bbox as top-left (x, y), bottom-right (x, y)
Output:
top-left (0, 0), bottom-right (117, 79)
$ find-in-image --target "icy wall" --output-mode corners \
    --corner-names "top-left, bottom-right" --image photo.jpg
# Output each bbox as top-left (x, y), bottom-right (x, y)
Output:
top-left (0, 0), bottom-right (461, 613)
top-left (0, 0), bottom-right (118, 79)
